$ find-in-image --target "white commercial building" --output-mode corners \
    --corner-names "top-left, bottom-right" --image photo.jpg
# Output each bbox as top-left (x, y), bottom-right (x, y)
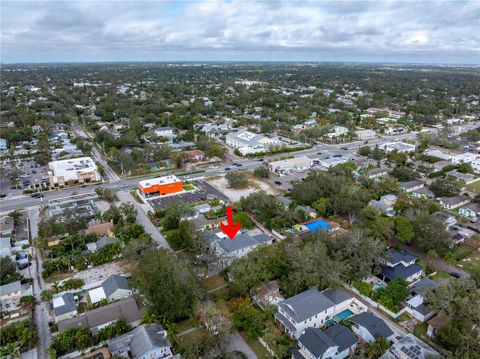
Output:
top-left (48, 157), bottom-right (101, 188)
top-left (355, 129), bottom-right (376, 140)
top-left (154, 127), bottom-right (176, 141)
top-left (326, 126), bottom-right (349, 140)
top-left (226, 130), bottom-right (281, 155)
top-left (379, 142), bottom-right (416, 153)
top-left (268, 156), bottom-right (313, 175)
top-left (424, 149), bottom-right (453, 161)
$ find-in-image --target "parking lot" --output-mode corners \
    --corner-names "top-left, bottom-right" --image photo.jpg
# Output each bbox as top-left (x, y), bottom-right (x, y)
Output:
top-left (1, 158), bottom-right (49, 192)
top-left (149, 180), bottom-right (230, 209)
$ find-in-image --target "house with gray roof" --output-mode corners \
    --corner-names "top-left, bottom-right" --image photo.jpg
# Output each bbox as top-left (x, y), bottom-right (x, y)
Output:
top-left (274, 288), bottom-right (355, 338)
top-left (107, 323), bottom-right (174, 359)
top-left (293, 324), bottom-right (357, 359)
top-left (58, 297), bottom-right (143, 335)
top-left (459, 202), bottom-right (480, 219)
top-left (403, 278), bottom-right (440, 322)
top-left (0, 281), bottom-right (22, 312)
top-left (88, 274), bottom-right (133, 304)
top-left (380, 333), bottom-right (440, 359)
top-left (209, 230), bottom-right (273, 267)
top-left (438, 195), bottom-right (471, 210)
top-left (53, 293), bottom-right (78, 322)
top-left (350, 312), bottom-right (395, 343)
top-left (379, 248), bottom-right (423, 283)
top-left (86, 236), bottom-right (123, 253)
top-left (400, 180), bottom-right (425, 193)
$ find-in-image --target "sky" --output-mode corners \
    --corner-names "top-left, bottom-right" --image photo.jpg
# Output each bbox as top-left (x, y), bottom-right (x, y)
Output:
top-left (1, 0), bottom-right (479, 64)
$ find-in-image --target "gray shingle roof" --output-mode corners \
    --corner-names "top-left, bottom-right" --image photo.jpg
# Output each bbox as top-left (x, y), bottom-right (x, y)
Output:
top-left (381, 263), bottom-right (423, 281)
top-left (278, 288), bottom-right (335, 323)
top-left (322, 288), bottom-right (351, 305)
top-left (54, 293), bottom-right (77, 317)
top-left (107, 324), bottom-right (171, 359)
top-left (350, 312), bottom-right (394, 338)
top-left (102, 275), bottom-right (131, 298)
top-left (0, 281), bottom-right (21, 296)
top-left (298, 327), bottom-right (337, 358)
top-left (386, 248), bottom-right (417, 265)
top-left (324, 324), bottom-right (357, 353)
top-left (216, 232), bottom-right (271, 253)
top-left (96, 236), bottom-right (120, 250)
top-left (409, 277), bottom-right (439, 296)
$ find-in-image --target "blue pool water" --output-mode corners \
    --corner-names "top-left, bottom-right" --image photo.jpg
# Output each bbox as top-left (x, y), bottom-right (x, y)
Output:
top-left (334, 309), bottom-right (354, 321)
top-left (304, 219), bottom-right (331, 232)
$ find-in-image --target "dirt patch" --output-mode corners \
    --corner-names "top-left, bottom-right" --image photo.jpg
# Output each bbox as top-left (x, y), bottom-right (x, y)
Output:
top-left (209, 176), bottom-right (277, 201)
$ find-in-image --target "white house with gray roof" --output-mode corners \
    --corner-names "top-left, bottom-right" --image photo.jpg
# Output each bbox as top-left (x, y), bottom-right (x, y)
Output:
top-left (226, 130), bottom-right (280, 155)
top-left (107, 323), bottom-right (175, 359)
top-left (88, 274), bottom-right (132, 304)
top-left (274, 288), bottom-right (357, 338)
top-left (350, 312), bottom-right (396, 343)
top-left (53, 293), bottom-right (78, 322)
top-left (208, 230), bottom-right (273, 267)
top-left (293, 324), bottom-right (357, 359)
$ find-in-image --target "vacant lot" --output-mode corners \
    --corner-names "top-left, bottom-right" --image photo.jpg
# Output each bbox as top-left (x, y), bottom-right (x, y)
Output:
top-left (465, 180), bottom-right (480, 194)
top-left (458, 251), bottom-right (480, 276)
top-left (209, 176), bottom-right (278, 202)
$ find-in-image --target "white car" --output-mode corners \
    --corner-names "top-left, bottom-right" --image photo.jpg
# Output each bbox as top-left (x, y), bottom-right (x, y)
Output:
top-left (218, 169), bottom-right (225, 173)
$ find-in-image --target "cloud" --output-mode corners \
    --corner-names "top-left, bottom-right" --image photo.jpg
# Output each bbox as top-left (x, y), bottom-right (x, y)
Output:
top-left (1, 0), bottom-right (479, 63)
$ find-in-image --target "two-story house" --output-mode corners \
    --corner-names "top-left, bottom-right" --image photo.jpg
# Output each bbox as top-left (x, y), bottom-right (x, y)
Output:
top-left (293, 324), bottom-right (357, 359)
top-left (350, 312), bottom-right (396, 343)
top-left (379, 248), bottom-right (423, 283)
top-left (274, 288), bottom-right (354, 338)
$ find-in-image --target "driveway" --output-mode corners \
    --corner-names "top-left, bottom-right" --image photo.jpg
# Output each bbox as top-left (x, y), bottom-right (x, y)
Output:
top-left (225, 333), bottom-right (257, 359)
top-left (117, 190), bottom-right (171, 250)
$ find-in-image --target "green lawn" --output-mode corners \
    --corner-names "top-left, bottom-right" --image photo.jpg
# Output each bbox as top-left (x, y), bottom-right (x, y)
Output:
top-left (239, 332), bottom-right (273, 359)
top-left (183, 184), bottom-right (195, 191)
top-left (429, 271), bottom-right (450, 281)
top-left (458, 251), bottom-right (480, 276)
top-left (465, 180), bottom-right (480, 194)
top-left (203, 275), bottom-right (226, 291)
top-left (413, 322), bottom-right (428, 338)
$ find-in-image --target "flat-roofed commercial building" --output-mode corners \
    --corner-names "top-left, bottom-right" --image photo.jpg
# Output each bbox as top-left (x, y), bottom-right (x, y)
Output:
top-left (138, 175), bottom-right (183, 197)
top-left (48, 157), bottom-right (101, 188)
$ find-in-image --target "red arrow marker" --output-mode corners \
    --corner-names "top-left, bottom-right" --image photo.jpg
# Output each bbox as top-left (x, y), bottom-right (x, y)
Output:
top-left (220, 205), bottom-right (241, 240)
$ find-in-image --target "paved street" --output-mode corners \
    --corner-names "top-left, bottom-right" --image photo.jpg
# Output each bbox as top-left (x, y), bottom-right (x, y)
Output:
top-left (225, 333), bottom-right (258, 359)
top-left (117, 190), bottom-right (171, 249)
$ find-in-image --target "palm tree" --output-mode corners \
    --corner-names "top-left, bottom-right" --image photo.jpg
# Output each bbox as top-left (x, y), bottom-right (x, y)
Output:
top-left (1, 342), bottom-right (20, 358)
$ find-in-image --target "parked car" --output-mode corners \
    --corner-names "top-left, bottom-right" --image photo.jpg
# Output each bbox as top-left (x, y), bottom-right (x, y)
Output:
top-left (274, 181), bottom-right (282, 185)
top-left (449, 272), bottom-right (462, 279)
top-left (17, 262), bottom-right (31, 270)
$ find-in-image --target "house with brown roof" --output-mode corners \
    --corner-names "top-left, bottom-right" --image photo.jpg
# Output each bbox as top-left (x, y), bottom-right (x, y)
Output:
top-left (254, 280), bottom-right (284, 309)
top-left (184, 150), bottom-right (205, 162)
top-left (84, 221), bottom-right (114, 237)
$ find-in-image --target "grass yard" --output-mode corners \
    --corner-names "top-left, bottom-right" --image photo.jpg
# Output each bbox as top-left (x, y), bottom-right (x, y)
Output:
top-left (239, 332), bottom-right (273, 359)
top-left (203, 275), bottom-right (226, 291)
top-left (458, 251), bottom-right (480, 276)
top-left (429, 271), bottom-right (450, 281)
top-left (183, 184), bottom-right (196, 191)
top-left (465, 180), bottom-right (480, 194)
top-left (413, 322), bottom-right (428, 338)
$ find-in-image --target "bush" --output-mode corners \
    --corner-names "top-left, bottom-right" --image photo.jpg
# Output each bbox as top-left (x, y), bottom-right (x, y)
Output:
top-left (226, 171), bottom-right (249, 188)
top-left (232, 306), bottom-right (265, 340)
top-left (233, 212), bottom-right (254, 229)
top-left (0, 320), bottom-right (36, 351)
top-left (353, 280), bottom-right (374, 297)
top-left (253, 166), bottom-right (270, 179)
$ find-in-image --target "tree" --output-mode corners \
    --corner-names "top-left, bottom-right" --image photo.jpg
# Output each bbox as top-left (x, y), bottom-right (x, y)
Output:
top-left (253, 166), bottom-right (269, 179)
top-left (132, 249), bottom-right (201, 322)
top-left (8, 209), bottom-right (21, 226)
top-left (232, 306), bottom-right (265, 340)
top-left (226, 171), bottom-right (249, 188)
top-left (393, 216), bottom-right (415, 243)
top-left (123, 234), bottom-right (157, 261)
top-left (365, 337), bottom-right (391, 359)
top-left (430, 177), bottom-right (461, 197)
top-left (390, 166), bottom-right (418, 182)
top-left (358, 146), bottom-right (371, 157)
top-left (162, 201), bottom-right (195, 230)
top-left (0, 256), bottom-right (21, 285)
top-left (412, 212), bottom-right (449, 254)
top-left (330, 229), bottom-right (387, 282)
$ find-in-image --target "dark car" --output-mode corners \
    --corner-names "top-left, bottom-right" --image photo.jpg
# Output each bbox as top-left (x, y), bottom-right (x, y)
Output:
top-left (449, 272), bottom-right (462, 279)
top-left (341, 147), bottom-right (348, 150)
top-left (257, 158), bottom-right (264, 161)
top-left (225, 167), bottom-right (231, 171)
top-left (317, 152), bottom-right (322, 155)
top-left (274, 181), bottom-right (282, 185)
top-left (236, 163), bottom-right (242, 167)
top-left (17, 262), bottom-right (31, 270)
top-left (333, 154), bottom-right (342, 158)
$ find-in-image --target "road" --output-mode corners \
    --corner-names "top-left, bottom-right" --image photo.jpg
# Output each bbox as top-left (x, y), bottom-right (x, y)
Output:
top-left (117, 190), bottom-right (171, 249)
top-left (73, 123), bottom-right (121, 182)
top-left (28, 208), bottom-right (51, 359)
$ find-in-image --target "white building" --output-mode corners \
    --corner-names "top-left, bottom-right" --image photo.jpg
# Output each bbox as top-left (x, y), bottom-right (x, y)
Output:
top-left (471, 158), bottom-right (480, 173)
top-left (326, 126), bottom-right (349, 140)
top-left (88, 275), bottom-right (133, 304)
top-left (379, 142), bottom-right (416, 153)
top-left (320, 157), bottom-right (349, 168)
top-left (226, 130), bottom-right (280, 155)
top-left (154, 127), bottom-right (176, 141)
top-left (350, 312), bottom-right (396, 343)
top-left (424, 149), bottom-right (453, 161)
top-left (268, 156), bottom-right (313, 175)
top-left (275, 288), bottom-right (361, 338)
top-left (450, 152), bottom-right (478, 165)
top-left (355, 129), bottom-right (376, 140)
top-left (0, 138), bottom-right (7, 150)
top-left (48, 157), bottom-right (101, 188)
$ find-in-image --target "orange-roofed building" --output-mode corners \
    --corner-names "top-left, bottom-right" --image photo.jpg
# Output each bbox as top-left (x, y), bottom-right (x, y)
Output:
top-left (138, 175), bottom-right (183, 197)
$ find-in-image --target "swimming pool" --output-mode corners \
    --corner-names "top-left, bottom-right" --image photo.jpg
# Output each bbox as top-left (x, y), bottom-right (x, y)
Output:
top-left (334, 309), bottom-right (354, 321)
top-left (304, 219), bottom-right (331, 232)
